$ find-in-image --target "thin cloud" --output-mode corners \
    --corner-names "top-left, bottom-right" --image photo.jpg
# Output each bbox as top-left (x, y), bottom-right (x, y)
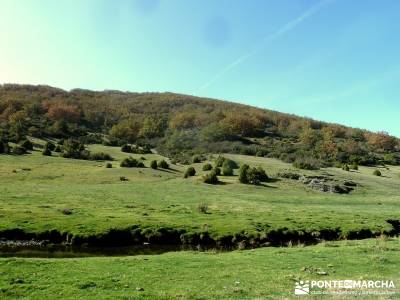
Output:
top-left (199, 0), bottom-right (335, 91)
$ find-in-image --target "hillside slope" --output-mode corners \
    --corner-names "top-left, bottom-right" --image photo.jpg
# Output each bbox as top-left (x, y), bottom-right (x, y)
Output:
top-left (0, 84), bottom-right (399, 167)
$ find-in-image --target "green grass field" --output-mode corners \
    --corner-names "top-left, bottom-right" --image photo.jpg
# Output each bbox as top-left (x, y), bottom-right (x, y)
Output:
top-left (0, 144), bottom-right (399, 239)
top-left (1, 144), bottom-right (400, 299)
top-left (1, 238), bottom-right (399, 299)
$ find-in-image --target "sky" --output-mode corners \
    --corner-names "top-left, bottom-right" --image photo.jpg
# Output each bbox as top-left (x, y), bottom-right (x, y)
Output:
top-left (0, 0), bottom-right (399, 136)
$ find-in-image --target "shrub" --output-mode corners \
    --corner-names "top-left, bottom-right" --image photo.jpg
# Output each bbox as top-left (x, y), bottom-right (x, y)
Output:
top-left (213, 167), bottom-right (221, 175)
top-left (12, 146), bottom-right (26, 155)
top-left (277, 172), bottom-right (300, 180)
top-left (184, 167), bottom-right (196, 178)
top-left (373, 170), bottom-right (382, 176)
top-left (197, 203), bottom-right (208, 213)
top-left (253, 166), bottom-right (268, 182)
top-left (89, 152), bottom-right (112, 161)
top-left (120, 176), bottom-right (129, 181)
top-left (150, 160), bottom-right (158, 169)
top-left (105, 162), bottom-right (112, 168)
top-left (158, 160), bottom-right (169, 169)
top-left (19, 139), bottom-right (33, 151)
top-left (202, 163), bottom-right (212, 171)
top-left (120, 157), bottom-right (139, 168)
top-left (222, 164), bottom-right (233, 176)
top-left (54, 145), bottom-right (62, 152)
top-left (223, 158), bottom-right (239, 169)
top-left (121, 144), bottom-right (132, 153)
top-left (350, 163), bottom-right (358, 170)
top-left (0, 141), bottom-right (10, 154)
top-left (215, 156), bottom-right (225, 167)
top-left (238, 164), bottom-right (250, 184)
top-left (255, 150), bottom-right (264, 157)
top-left (45, 141), bottom-right (56, 151)
top-left (342, 164), bottom-right (350, 171)
top-left (137, 161), bottom-right (145, 168)
top-left (293, 157), bottom-right (321, 170)
top-left (238, 164), bottom-right (268, 185)
top-left (203, 170), bottom-right (219, 184)
top-left (192, 155), bottom-right (202, 163)
top-left (42, 148), bottom-right (52, 156)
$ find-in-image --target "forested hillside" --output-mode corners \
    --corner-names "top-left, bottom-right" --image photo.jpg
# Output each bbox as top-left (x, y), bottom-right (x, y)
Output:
top-left (0, 84), bottom-right (398, 168)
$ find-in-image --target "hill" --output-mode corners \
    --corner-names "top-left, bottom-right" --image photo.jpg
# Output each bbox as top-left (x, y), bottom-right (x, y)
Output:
top-left (0, 83), bottom-right (399, 168)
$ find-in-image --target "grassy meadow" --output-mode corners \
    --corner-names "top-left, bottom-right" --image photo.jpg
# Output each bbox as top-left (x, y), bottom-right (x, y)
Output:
top-left (1, 237), bottom-right (399, 299)
top-left (1, 143), bottom-right (400, 299)
top-left (0, 144), bottom-right (399, 238)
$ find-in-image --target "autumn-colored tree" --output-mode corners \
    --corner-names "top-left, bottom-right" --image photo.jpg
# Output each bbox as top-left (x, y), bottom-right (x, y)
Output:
top-left (367, 131), bottom-right (397, 151)
top-left (44, 100), bottom-right (80, 122)
top-left (220, 112), bottom-right (263, 136)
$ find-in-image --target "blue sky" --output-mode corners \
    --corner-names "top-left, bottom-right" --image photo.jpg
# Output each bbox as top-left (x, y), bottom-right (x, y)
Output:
top-left (0, 0), bottom-right (399, 136)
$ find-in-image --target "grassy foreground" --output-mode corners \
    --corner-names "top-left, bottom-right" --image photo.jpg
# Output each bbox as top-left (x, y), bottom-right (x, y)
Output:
top-left (1, 238), bottom-right (399, 299)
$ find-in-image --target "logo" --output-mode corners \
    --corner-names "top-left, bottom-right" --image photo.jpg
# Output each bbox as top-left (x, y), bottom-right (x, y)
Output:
top-left (295, 280), bottom-right (310, 295)
top-left (294, 279), bottom-right (396, 296)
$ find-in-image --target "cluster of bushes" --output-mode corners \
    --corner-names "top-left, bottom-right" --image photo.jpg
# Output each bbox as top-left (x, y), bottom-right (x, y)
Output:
top-left (120, 157), bottom-right (145, 168)
top-left (184, 167), bottom-right (196, 178)
top-left (56, 139), bottom-right (112, 161)
top-left (149, 159), bottom-right (169, 169)
top-left (292, 157), bottom-right (321, 170)
top-left (0, 137), bottom-right (33, 155)
top-left (203, 170), bottom-right (219, 184)
top-left (238, 164), bottom-right (268, 185)
top-left (121, 144), bottom-right (152, 154)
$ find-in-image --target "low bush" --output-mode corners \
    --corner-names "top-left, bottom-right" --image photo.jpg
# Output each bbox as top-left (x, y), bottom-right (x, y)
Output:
top-left (277, 172), bottom-right (300, 180)
top-left (105, 162), bottom-right (112, 168)
top-left (192, 155), bottom-right (202, 163)
top-left (150, 160), bottom-right (158, 169)
top-left (19, 139), bottom-right (33, 151)
top-left (12, 146), bottom-right (26, 155)
top-left (202, 163), bottom-right (213, 171)
top-left (203, 170), bottom-right (219, 184)
top-left (121, 144), bottom-right (132, 153)
top-left (158, 160), bottom-right (169, 169)
top-left (373, 170), bottom-right (382, 176)
top-left (350, 163), bottom-right (358, 170)
top-left (89, 152), bottom-right (113, 161)
top-left (239, 164), bottom-right (268, 185)
top-left (120, 157), bottom-right (139, 168)
top-left (0, 141), bottom-right (10, 154)
top-left (54, 145), bottom-right (62, 152)
top-left (184, 167), bottom-right (196, 178)
top-left (222, 164), bottom-right (233, 176)
top-left (214, 167), bottom-right (221, 175)
top-left (42, 148), bottom-right (52, 156)
top-left (223, 158), bottom-right (239, 169)
top-left (215, 156), bottom-right (225, 167)
top-left (238, 164), bottom-right (250, 184)
top-left (119, 176), bottom-right (129, 181)
top-left (45, 141), bottom-right (56, 151)
top-left (342, 164), bottom-right (350, 171)
top-left (293, 157), bottom-right (321, 170)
